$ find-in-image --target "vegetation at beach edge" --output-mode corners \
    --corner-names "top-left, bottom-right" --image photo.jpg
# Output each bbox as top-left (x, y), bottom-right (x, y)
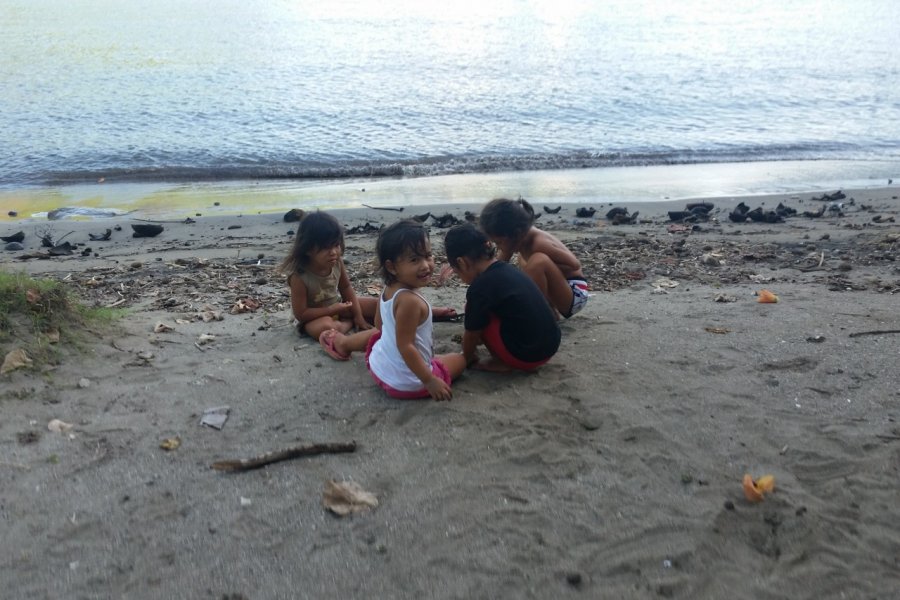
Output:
top-left (0, 270), bottom-right (124, 372)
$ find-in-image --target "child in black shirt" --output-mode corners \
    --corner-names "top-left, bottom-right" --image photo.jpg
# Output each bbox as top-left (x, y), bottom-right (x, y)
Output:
top-left (444, 223), bottom-right (561, 372)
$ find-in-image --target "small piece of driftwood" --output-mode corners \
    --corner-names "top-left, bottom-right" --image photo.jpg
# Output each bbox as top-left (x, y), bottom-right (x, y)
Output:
top-left (362, 204), bottom-right (404, 212)
top-left (211, 441), bottom-right (357, 472)
top-left (848, 329), bottom-right (900, 338)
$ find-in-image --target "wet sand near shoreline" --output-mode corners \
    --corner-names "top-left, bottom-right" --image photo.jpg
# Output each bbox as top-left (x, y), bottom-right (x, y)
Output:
top-left (1, 188), bottom-right (899, 599)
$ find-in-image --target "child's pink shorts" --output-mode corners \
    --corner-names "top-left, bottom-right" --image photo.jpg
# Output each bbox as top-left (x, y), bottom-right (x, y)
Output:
top-left (365, 331), bottom-right (451, 399)
top-left (482, 315), bottom-right (551, 371)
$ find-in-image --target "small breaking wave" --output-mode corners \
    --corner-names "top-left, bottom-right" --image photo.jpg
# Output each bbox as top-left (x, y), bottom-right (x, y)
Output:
top-left (28, 143), bottom-right (894, 186)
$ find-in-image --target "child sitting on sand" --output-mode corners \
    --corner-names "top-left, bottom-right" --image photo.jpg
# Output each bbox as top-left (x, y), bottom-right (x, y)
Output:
top-left (444, 223), bottom-right (560, 372)
top-left (479, 197), bottom-right (589, 318)
top-left (279, 211), bottom-right (377, 340)
top-left (319, 219), bottom-right (466, 400)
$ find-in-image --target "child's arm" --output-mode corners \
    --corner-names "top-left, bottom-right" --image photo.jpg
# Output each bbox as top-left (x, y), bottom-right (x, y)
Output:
top-left (337, 261), bottom-right (372, 330)
top-left (288, 275), bottom-right (353, 323)
top-left (532, 232), bottom-right (583, 278)
top-left (394, 293), bottom-right (452, 401)
top-left (461, 330), bottom-right (482, 366)
top-left (494, 238), bottom-right (516, 263)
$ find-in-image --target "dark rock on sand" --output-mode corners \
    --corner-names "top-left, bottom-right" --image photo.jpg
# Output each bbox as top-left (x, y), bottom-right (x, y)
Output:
top-left (606, 207), bottom-right (640, 225)
top-left (283, 208), bottom-right (305, 223)
top-left (5, 242), bottom-right (24, 251)
top-left (575, 207), bottom-right (596, 218)
top-left (131, 224), bottom-right (164, 238)
top-left (1, 231), bottom-right (24, 243)
top-left (606, 207), bottom-right (628, 220)
top-left (430, 213), bottom-right (462, 228)
top-left (543, 205), bottom-right (562, 214)
top-left (49, 242), bottom-right (75, 256)
top-left (686, 201), bottom-right (714, 212)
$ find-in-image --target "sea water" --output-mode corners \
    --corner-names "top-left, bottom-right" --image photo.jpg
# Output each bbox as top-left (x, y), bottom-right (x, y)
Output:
top-left (1, 0), bottom-right (899, 213)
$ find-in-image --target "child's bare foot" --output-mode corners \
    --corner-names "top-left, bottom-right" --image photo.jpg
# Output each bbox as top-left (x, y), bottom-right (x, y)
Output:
top-left (319, 329), bottom-right (350, 361)
top-left (471, 357), bottom-right (514, 373)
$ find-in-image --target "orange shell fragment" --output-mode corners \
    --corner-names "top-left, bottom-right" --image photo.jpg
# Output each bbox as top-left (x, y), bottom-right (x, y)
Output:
top-left (743, 474), bottom-right (765, 502)
top-left (743, 473), bottom-right (776, 502)
top-left (757, 289), bottom-right (779, 303)
top-left (755, 474), bottom-right (775, 493)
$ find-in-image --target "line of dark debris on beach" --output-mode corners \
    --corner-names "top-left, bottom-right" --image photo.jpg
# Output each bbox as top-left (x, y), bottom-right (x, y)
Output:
top-left (3, 190), bottom-right (897, 322)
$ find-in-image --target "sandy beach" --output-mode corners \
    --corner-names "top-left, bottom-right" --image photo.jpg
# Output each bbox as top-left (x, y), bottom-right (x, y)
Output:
top-left (2, 187), bottom-right (899, 599)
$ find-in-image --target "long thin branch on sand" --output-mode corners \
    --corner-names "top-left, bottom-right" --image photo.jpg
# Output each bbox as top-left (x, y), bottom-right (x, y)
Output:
top-left (362, 204), bottom-right (404, 212)
top-left (211, 441), bottom-right (357, 472)
top-left (848, 329), bottom-right (900, 338)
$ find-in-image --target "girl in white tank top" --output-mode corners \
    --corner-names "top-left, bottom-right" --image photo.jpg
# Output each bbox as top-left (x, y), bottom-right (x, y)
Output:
top-left (316, 220), bottom-right (467, 400)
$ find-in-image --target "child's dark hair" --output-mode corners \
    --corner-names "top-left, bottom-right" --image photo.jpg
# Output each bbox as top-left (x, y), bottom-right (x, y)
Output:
top-left (278, 211), bottom-right (345, 275)
top-left (377, 219), bottom-right (430, 284)
top-left (479, 197), bottom-right (536, 241)
top-left (444, 223), bottom-right (495, 268)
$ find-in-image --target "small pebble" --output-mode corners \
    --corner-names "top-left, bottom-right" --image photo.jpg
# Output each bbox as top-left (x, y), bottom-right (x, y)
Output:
top-left (565, 572), bottom-right (582, 586)
top-left (724, 500), bottom-right (735, 510)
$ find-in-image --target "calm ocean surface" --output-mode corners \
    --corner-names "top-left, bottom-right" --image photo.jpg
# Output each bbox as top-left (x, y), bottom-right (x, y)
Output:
top-left (2, 0), bottom-right (900, 191)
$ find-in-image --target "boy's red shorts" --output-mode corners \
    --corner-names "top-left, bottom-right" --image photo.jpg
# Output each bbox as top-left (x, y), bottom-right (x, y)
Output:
top-left (482, 315), bottom-right (550, 371)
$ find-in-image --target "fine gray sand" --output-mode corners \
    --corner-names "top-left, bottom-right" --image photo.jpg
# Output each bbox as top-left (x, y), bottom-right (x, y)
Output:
top-left (1, 188), bottom-right (899, 599)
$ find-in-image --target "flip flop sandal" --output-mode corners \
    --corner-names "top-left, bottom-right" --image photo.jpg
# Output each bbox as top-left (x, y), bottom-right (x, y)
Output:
top-left (319, 330), bottom-right (350, 361)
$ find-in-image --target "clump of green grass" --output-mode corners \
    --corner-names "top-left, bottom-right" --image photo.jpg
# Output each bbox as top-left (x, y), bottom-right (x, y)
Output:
top-left (0, 270), bottom-right (124, 370)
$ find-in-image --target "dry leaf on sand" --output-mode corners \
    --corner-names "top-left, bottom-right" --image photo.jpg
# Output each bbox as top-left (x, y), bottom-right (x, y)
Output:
top-left (154, 322), bottom-right (174, 333)
top-left (48, 419), bottom-right (74, 433)
top-left (1, 348), bottom-right (33, 375)
top-left (160, 437), bottom-right (181, 451)
top-left (230, 298), bottom-right (261, 314)
top-left (322, 480), bottom-right (378, 516)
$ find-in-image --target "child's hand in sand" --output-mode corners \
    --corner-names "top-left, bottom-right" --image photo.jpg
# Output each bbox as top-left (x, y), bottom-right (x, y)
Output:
top-left (425, 376), bottom-right (453, 401)
top-left (354, 316), bottom-right (373, 331)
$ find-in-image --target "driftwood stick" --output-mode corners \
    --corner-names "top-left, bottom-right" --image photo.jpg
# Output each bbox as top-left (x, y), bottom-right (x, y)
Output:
top-left (362, 204), bottom-right (404, 212)
top-left (131, 217), bottom-right (192, 224)
top-left (848, 329), bottom-right (900, 338)
top-left (211, 441), bottom-right (357, 472)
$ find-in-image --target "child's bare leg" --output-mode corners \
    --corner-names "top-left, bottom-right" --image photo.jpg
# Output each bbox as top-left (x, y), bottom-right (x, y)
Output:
top-left (358, 296), bottom-right (378, 324)
top-left (331, 328), bottom-right (378, 357)
top-left (521, 252), bottom-right (574, 316)
top-left (436, 353), bottom-right (467, 380)
top-left (471, 345), bottom-right (514, 373)
top-left (304, 316), bottom-right (352, 340)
